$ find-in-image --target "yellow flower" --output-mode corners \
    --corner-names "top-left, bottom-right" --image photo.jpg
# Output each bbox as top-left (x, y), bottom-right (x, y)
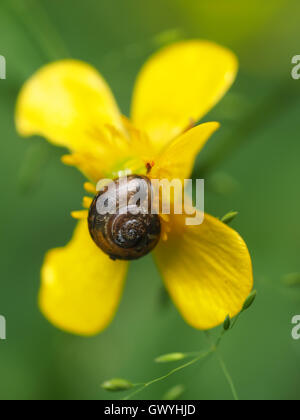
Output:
top-left (16, 40), bottom-right (253, 336)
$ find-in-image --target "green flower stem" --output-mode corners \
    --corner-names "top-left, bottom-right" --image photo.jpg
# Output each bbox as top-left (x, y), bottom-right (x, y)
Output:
top-left (123, 325), bottom-right (236, 400)
top-left (215, 350), bottom-right (239, 401)
top-left (204, 331), bottom-right (239, 401)
top-left (195, 79), bottom-right (300, 177)
top-left (229, 313), bottom-right (241, 331)
top-left (123, 348), bottom-right (215, 401)
top-left (3, 0), bottom-right (70, 61)
top-left (119, 305), bottom-right (251, 401)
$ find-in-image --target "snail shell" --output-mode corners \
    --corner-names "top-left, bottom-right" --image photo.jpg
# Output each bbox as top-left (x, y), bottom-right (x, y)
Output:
top-left (88, 175), bottom-right (161, 261)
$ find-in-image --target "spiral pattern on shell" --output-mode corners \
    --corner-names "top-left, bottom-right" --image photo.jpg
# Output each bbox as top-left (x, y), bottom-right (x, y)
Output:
top-left (88, 175), bottom-right (161, 261)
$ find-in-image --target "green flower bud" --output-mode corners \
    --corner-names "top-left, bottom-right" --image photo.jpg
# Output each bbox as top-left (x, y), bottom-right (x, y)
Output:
top-left (101, 378), bottom-right (133, 392)
top-left (223, 315), bottom-right (231, 331)
top-left (242, 290), bottom-right (257, 311)
top-left (221, 211), bottom-right (238, 225)
top-left (163, 385), bottom-right (185, 400)
top-left (155, 352), bottom-right (186, 363)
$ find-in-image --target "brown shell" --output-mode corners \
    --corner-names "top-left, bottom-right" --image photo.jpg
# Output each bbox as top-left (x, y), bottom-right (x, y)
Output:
top-left (88, 175), bottom-right (161, 261)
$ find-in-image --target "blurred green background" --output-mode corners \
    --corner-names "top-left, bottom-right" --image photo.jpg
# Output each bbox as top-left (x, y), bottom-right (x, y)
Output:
top-left (0, 0), bottom-right (300, 400)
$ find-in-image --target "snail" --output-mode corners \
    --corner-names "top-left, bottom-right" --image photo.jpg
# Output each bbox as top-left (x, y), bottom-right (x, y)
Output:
top-left (88, 175), bottom-right (161, 261)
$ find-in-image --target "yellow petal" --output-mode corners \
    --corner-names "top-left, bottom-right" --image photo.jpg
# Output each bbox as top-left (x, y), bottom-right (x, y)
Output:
top-left (61, 150), bottom-right (113, 182)
top-left (151, 122), bottom-right (220, 181)
top-left (16, 60), bottom-right (126, 155)
top-left (82, 196), bottom-right (93, 209)
top-left (39, 220), bottom-right (128, 336)
top-left (131, 40), bottom-right (238, 150)
top-left (154, 213), bottom-right (253, 330)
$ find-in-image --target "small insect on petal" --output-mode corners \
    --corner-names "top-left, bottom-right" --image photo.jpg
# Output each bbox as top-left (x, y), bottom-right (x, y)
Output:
top-left (101, 378), bottom-right (133, 392)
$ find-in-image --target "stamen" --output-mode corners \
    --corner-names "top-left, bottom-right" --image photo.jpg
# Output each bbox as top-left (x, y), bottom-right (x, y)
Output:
top-left (162, 232), bottom-right (169, 241)
top-left (159, 213), bottom-right (171, 242)
top-left (83, 196), bottom-right (93, 209)
top-left (105, 124), bottom-right (129, 144)
top-left (160, 214), bottom-right (170, 223)
top-left (71, 210), bottom-right (88, 220)
top-left (61, 154), bottom-right (77, 166)
top-left (146, 161), bottom-right (155, 174)
top-left (84, 182), bottom-right (97, 194)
